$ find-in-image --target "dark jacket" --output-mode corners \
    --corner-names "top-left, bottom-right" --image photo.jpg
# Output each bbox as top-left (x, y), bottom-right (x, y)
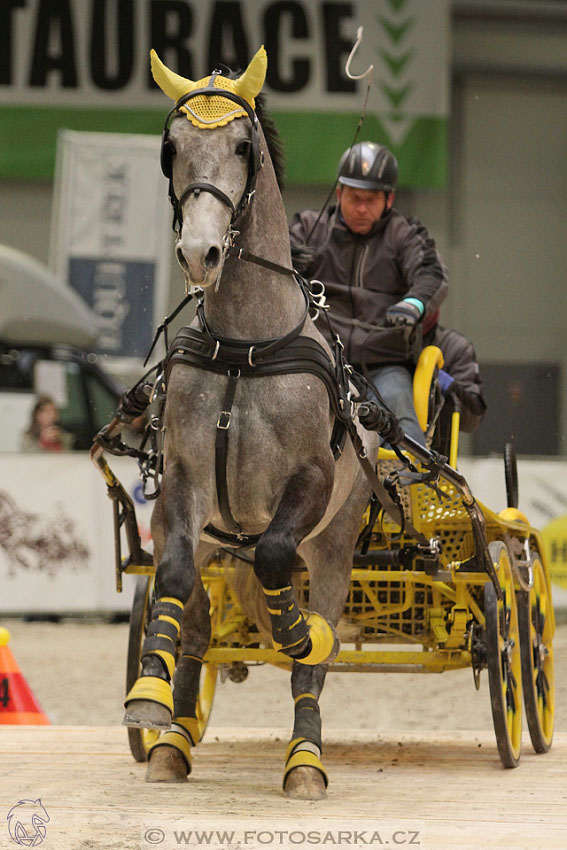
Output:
top-left (289, 205), bottom-right (448, 369)
top-left (432, 325), bottom-right (487, 433)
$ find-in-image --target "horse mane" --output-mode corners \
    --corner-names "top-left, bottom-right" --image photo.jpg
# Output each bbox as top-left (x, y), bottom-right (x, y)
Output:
top-left (254, 94), bottom-right (286, 192)
top-left (223, 68), bottom-right (285, 191)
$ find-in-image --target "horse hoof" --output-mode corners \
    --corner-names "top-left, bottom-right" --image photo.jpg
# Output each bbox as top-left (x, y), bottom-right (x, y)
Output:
top-left (146, 746), bottom-right (189, 783)
top-left (284, 766), bottom-right (327, 800)
top-left (122, 699), bottom-right (172, 731)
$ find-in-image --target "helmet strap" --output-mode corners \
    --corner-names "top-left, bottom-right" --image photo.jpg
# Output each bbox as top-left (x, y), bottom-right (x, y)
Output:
top-left (381, 191), bottom-right (394, 217)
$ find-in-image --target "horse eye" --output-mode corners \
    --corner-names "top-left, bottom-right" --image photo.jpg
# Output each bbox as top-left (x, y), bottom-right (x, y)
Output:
top-left (235, 140), bottom-right (250, 157)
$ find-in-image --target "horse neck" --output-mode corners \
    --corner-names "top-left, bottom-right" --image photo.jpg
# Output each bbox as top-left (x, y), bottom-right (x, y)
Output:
top-left (202, 156), bottom-right (303, 340)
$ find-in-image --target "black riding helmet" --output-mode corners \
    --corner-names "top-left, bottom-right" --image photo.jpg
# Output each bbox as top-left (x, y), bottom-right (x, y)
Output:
top-left (337, 141), bottom-right (398, 192)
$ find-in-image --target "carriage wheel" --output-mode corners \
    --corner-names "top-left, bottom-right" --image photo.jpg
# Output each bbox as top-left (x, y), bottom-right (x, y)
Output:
top-left (484, 541), bottom-right (523, 768)
top-left (195, 574), bottom-right (225, 741)
top-left (517, 553), bottom-right (555, 753)
top-left (125, 573), bottom-right (223, 762)
top-left (126, 575), bottom-right (160, 762)
top-left (503, 443), bottom-right (519, 509)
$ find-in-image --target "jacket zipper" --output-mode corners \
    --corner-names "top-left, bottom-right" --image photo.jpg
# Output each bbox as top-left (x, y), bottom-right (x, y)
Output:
top-left (355, 242), bottom-right (368, 287)
top-left (346, 240), bottom-right (360, 362)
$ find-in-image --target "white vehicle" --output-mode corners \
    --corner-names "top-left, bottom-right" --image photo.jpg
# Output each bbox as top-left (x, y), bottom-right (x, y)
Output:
top-left (0, 244), bottom-right (122, 452)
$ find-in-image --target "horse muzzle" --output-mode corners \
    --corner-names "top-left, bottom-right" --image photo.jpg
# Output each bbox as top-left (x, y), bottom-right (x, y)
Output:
top-left (176, 237), bottom-right (223, 288)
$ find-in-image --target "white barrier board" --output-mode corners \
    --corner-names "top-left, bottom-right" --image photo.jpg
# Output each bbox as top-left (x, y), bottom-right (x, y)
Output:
top-left (1, 455), bottom-right (566, 613)
top-left (0, 455), bottom-right (152, 613)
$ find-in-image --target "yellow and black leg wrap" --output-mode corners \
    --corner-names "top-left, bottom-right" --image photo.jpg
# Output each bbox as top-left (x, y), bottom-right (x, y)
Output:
top-left (264, 587), bottom-right (338, 665)
top-left (283, 692), bottom-right (327, 787)
top-left (124, 597), bottom-right (184, 714)
top-left (172, 654), bottom-right (203, 733)
top-left (264, 585), bottom-right (309, 657)
top-left (149, 716), bottom-right (200, 775)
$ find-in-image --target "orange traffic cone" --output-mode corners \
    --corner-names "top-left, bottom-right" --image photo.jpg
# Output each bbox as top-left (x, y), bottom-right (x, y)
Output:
top-left (0, 627), bottom-right (50, 725)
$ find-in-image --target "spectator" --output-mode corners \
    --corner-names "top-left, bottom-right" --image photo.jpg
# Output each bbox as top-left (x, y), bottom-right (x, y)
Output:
top-left (20, 395), bottom-right (75, 453)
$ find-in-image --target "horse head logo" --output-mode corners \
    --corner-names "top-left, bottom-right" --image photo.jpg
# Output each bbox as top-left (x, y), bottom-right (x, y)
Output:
top-left (6, 799), bottom-right (50, 847)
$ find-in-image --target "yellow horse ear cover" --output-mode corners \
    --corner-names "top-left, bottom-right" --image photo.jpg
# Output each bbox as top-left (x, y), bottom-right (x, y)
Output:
top-left (150, 46), bottom-right (268, 130)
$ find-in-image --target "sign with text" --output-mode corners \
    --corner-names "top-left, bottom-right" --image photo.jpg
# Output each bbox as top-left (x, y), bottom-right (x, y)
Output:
top-left (1, 0), bottom-right (449, 186)
top-left (50, 129), bottom-right (171, 361)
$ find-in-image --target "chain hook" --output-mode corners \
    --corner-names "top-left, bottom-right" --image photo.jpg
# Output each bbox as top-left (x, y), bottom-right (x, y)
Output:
top-left (345, 26), bottom-right (374, 81)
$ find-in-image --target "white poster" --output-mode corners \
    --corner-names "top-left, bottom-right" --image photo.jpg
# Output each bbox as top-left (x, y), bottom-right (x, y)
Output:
top-left (50, 130), bottom-right (172, 365)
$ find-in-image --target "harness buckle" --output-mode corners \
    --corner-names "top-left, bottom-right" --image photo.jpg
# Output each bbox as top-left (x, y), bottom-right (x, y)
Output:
top-left (217, 411), bottom-right (232, 430)
top-left (308, 279), bottom-right (328, 311)
top-left (248, 346), bottom-right (257, 367)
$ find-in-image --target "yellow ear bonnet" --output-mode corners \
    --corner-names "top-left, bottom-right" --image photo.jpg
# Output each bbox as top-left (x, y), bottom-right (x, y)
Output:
top-left (150, 46), bottom-right (267, 129)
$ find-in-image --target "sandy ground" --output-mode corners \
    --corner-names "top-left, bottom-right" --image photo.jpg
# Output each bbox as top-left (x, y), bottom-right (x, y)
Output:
top-left (3, 617), bottom-right (566, 734)
top-left (1, 619), bottom-right (566, 850)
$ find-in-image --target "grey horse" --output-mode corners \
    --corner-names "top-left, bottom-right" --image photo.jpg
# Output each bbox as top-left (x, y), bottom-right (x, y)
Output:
top-left (123, 46), bottom-right (378, 800)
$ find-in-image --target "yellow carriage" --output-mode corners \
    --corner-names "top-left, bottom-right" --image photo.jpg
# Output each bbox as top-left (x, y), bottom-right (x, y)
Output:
top-left (93, 343), bottom-right (555, 770)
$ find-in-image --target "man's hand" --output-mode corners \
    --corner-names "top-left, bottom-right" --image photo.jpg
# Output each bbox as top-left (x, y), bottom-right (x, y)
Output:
top-left (384, 299), bottom-right (422, 327)
top-left (290, 243), bottom-right (315, 275)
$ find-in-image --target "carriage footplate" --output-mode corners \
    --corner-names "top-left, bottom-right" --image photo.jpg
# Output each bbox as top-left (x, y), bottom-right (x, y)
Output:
top-left (123, 597), bottom-right (184, 730)
top-left (264, 586), bottom-right (339, 665)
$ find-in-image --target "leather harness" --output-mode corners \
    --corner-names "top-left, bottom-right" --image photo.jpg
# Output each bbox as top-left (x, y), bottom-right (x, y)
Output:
top-left (164, 284), bottom-right (353, 545)
top-left (147, 82), bottom-right (420, 546)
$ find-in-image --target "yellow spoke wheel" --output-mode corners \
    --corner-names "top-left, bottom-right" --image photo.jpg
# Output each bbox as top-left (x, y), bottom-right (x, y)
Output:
top-left (195, 574), bottom-right (226, 741)
top-left (126, 575), bottom-right (160, 762)
top-left (126, 573), bottom-right (225, 762)
top-left (517, 553), bottom-right (555, 753)
top-left (484, 541), bottom-right (523, 768)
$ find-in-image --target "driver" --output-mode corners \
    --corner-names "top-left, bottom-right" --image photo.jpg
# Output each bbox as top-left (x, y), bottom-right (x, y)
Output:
top-left (289, 141), bottom-right (448, 446)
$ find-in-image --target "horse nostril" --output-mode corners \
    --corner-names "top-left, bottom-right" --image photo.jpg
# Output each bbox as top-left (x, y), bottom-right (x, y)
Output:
top-left (205, 246), bottom-right (221, 269)
top-left (176, 246), bottom-right (189, 271)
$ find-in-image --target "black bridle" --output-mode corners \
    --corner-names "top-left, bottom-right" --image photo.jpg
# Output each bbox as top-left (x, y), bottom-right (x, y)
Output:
top-left (160, 73), bottom-right (264, 234)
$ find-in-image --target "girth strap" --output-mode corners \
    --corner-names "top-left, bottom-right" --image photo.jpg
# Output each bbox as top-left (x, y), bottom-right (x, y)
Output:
top-left (215, 371), bottom-right (241, 536)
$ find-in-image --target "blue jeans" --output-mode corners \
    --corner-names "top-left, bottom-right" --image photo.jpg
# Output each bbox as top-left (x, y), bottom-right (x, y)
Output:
top-left (368, 364), bottom-right (426, 447)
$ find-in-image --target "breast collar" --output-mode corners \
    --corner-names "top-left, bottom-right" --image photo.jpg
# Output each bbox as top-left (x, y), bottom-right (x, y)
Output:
top-left (164, 288), bottom-right (353, 444)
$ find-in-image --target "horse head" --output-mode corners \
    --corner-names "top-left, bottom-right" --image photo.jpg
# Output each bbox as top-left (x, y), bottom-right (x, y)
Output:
top-left (151, 47), bottom-right (267, 289)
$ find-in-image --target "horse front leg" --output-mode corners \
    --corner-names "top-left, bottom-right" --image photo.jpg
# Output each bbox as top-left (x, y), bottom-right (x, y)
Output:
top-left (123, 460), bottom-right (202, 732)
top-left (145, 569), bottom-right (212, 782)
top-left (283, 470), bottom-right (371, 800)
top-left (283, 663), bottom-right (328, 800)
top-left (254, 461), bottom-right (336, 667)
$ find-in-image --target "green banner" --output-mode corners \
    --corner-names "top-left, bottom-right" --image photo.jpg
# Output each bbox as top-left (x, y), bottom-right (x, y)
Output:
top-left (0, 107), bottom-right (446, 187)
top-left (0, 0), bottom-right (449, 186)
